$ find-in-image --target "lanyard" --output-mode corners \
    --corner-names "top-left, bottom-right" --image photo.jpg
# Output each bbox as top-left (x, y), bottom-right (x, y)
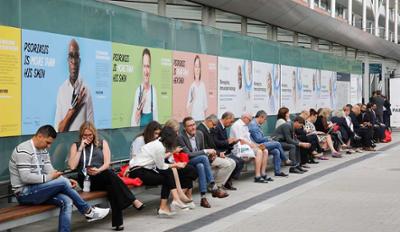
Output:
top-left (82, 144), bottom-right (94, 176)
top-left (30, 139), bottom-right (42, 175)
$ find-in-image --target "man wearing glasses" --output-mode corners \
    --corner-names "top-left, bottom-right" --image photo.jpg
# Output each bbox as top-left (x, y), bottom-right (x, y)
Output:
top-left (230, 113), bottom-right (272, 183)
top-left (55, 39), bottom-right (94, 132)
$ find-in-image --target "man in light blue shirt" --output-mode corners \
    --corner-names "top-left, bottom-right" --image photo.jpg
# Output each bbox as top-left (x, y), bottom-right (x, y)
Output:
top-left (248, 110), bottom-right (289, 177)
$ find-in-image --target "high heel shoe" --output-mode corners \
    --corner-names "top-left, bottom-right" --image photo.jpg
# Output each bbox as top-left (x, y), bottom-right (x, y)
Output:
top-left (170, 200), bottom-right (189, 210)
top-left (157, 208), bottom-right (176, 217)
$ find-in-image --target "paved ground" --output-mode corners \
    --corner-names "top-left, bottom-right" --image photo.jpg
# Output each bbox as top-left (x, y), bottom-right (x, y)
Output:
top-left (13, 134), bottom-right (400, 232)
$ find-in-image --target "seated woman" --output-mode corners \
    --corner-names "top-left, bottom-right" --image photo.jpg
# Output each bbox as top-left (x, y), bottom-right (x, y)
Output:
top-left (308, 108), bottom-right (341, 158)
top-left (275, 107), bottom-right (290, 129)
top-left (68, 122), bottom-right (144, 231)
top-left (127, 126), bottom-right (193, 216)
top-left (129, 120), bottom-right (196, 206)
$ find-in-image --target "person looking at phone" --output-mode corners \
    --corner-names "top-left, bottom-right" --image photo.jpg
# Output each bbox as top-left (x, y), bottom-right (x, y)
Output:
top-left (68, 122), bottom-right (143, 230)
top-left (55, 39), bottom-right (94, 132)
top-left (9, 125), bottom-right (109, 232)
top-left (131, 48), bottom-right (158, 127)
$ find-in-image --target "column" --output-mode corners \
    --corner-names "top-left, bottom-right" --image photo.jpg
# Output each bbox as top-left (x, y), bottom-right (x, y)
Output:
top-left (310, 0), bottom-right (315, 9)
top-left (395, 0), bottom-right (398, 43)
top-left (363, 54), bottom-right (370, 104)
top-left (241, 16), bottom-right (247, 35)
top-left (374, 0), bottom-right (380, 36)
top-left (311, 37), bottom-right (319, 50)
top-left (293, 32), bottom-right (299, 46)
top-left (158, 0), bottom-right (166, 17)
top-left (362, 0), bottom-right (367, 32)
top-left (348, 0), bottom-right (352, 25)
top-left (385, 0), bottom-right (389, 40)
top-left (331, 0), bottom-right (336, 18)
top-left (201, 6), bottom-right (216, 27)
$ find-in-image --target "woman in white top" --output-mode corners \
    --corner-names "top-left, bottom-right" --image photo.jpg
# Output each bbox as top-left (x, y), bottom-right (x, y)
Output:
top-left (127, 127), bottom-right (191, 216)
top-left (275, 107), bottom-right (290, 129)
top-left (130, 121), bottom-right (162, 159)
top-left (186, 55), bottom-right (208, 121)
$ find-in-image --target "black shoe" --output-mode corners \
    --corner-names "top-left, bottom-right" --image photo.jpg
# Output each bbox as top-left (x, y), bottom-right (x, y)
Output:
top-left (297, 166), bottom-right (308, 172)
top-left (262, 175), bottom-right (274, 181)
top-left (254, 176), bottom-right (268, 183)
top-left (223, 182), bottom-right (237, 191)
top-left (289, 167), bottom-right (303, 174)
top-left (275, 172), bottom-right (289, 177)
top-left (309, 159), bottom-right (319, 164)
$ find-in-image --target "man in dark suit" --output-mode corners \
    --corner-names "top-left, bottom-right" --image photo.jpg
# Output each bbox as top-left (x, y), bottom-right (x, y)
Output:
top-left (212, 112), bottom-right (245, 181)
top-left (272, 116), bottom-right (311, 174)
top-left (178, 117), bottom-right (230, 208)
top-left (198, 114), bottom-right (238, 190)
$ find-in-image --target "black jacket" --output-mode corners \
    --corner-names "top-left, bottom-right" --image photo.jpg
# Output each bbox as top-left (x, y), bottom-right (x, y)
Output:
top-left (212, 121), bottom-right (234, 153)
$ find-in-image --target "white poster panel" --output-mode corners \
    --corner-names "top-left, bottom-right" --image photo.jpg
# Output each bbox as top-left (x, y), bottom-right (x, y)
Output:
top-left (336, 72), bottom-right (351, 110)
top-left (318, 70), bottom-right (332, 108)
top-left (390, 78), bottom-right (400, 127)
top-left (299, 68), bottom-right (316, 110)
top-left (330, 71), bottom-right (337, 110)
top-left (350, 74), bottom-right (358, 104)
top-left (253, 61), bottom-right (280, 115)
top-left (218, 57), bottom-right (250, 117)
top-left (281, 65), bottom-right (298, 113)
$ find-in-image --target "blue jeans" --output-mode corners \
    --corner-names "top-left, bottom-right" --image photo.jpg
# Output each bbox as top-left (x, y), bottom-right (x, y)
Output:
top-left (264, 141), bottom-right (288, 174)
top-left (16, 176), bottom-right (91, 232)
top-left (188, 155), bottom-right (214, 194)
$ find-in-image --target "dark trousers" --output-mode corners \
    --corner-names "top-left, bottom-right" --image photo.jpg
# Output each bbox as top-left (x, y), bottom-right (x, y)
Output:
top-left (227, 154), bottom-right (244, 179)
top-left (129, 168), bottom-right (176, 199)
top-left (78, 169), bottom-right (136, 227)
top-left (355, 127), bottom-right (373, 147)
top-left (280, 142), bottom-right (300, 166)
top-left (177, 165), bottom-right (198, 189)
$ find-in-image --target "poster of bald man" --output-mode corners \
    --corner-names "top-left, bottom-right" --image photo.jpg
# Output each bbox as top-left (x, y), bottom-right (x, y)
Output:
top-left (22, 29), bottom-right (112, 134)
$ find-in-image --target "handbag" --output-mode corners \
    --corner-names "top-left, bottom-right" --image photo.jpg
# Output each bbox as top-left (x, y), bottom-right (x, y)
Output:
top-left (118, 165), bottom-right (143, 186)
top-left (383, 129), bottom-right (392, 143)
top-left (173, 152), bottom-right (190, 163)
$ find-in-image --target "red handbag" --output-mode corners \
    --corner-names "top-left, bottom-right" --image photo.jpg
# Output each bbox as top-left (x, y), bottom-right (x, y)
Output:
top-left (173, 152), bottom-right (190, 163)
top-left (118, 165), bottom-right (143, 186)
top-left (383, 129), bottom-right (392, 143)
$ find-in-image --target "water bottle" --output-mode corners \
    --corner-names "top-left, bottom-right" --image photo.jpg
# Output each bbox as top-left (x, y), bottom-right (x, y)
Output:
top-left (83, 175), bottom-right (91, 192)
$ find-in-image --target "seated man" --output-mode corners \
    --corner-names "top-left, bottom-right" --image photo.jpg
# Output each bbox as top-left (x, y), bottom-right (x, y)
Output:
top-left (370, 103), bottom-right (386, 142)
top-left (178, 117), bottom-right (230, 208)
top-left (197, 114), bottom-right (238, 190)
top-left (248, 110), bottom-right (289, 177)
top-left (9, 125), bottom-right (109, 232)
top-left (272, 116), bottom-right (311, 174)
top-left (212, 112), bottom-right (244, 182)
top-left (230, 113), bottom-right (272, 183)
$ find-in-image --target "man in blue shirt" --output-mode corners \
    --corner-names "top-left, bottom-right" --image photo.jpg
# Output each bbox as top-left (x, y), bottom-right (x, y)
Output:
top-left (248, 110), bottom-right (289, 177)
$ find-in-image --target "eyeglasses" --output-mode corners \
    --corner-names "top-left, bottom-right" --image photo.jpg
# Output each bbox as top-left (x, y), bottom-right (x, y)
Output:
top-left (186, 123), bottom-right (196, 128)
top-left (68, 52), bottom-right (80, 61)
top-left (83, 133), bottom-right (93, 137)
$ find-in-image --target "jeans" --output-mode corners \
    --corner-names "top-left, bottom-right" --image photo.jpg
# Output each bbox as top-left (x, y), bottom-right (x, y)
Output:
top-left (188, 155), bottom-right (214, 194)
top-left (16, 176), bottom-right (91, 232)
top-left (264, 141), bottom-right (288, 162)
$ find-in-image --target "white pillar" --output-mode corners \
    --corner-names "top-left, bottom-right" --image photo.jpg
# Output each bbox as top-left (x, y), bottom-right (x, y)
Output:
top-left (348, 0), bottom-right (352, 25)
top-left (331, 0), bottom-right (336, 18)
top-left (310, 0), bottom-right (315, 9)
top-left (395, 0), bottom-right (399, 43)
top-left (362, 0), bottom-right (367, 32)
top-left (294, 32), bottom-right (299, 46)
top-left (201, 6), bottom-right (216, 27)
top-left (385, 0), bottom-right (389, 40)
top-left (374, 0), bottom-right (380, 37)
top-left (363, 55), bottom-right (370, 104)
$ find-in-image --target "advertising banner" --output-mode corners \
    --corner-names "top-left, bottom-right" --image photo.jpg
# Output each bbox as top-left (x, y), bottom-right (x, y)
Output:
top-left (253, 62), bottom-right (280, 115)
top-left (172, 51), bottom-right (217, 121)
top-left (22, 29), bottom-right (112, 134)
top-left (0, 26), bottom-right (21, 136)
top-left (318, 70), bottom-right (332, 108)
top-left (299, 68), bottom-right (317, 110)
top-left (119, 46), bottom-right (172, 128)
top-left (218, 57), bottom-right (252, 117)
top-left (390, 78), bottom-right (400, 127)
top-left (336, 72), bottom-right (351, 110)
top-left (350, 74), bottom-right (359, 105)
top-left (281, 65), bottom-right (298, 113)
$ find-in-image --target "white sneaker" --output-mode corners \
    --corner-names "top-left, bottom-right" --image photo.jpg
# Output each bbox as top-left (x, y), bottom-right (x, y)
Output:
top-left (85, 206), bottom-right (110, 222)
top-left (187, 202), bottom-right (195, 210)
top-left (157, 208), bottom-right (176, 217)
